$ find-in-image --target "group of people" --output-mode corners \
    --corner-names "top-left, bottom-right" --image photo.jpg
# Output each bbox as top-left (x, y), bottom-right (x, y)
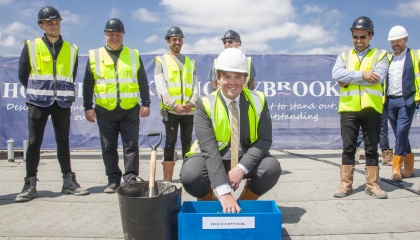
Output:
top-left (15, 5), bottom-right (281, 213)
top-left (332, 16), bottom-right (419, 199)
top-left (14, 6), bottom-right (418, 207)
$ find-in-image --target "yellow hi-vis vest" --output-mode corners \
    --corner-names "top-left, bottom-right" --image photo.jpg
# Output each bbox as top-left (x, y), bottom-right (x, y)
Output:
top-left (155, 54), bottom-right (195, 110)
top-left (386, 49), bottom-right (420, 102)
top-left (89, 47), bottom-right (140, 111)
top-left (213, 57), bottom-right (252, 88)
top-left (338, 48), bottom-right (387, 113)
top-left (26, 38), bottom-right (77, 107)
top-left (185, 88), bottom-right (265, 157)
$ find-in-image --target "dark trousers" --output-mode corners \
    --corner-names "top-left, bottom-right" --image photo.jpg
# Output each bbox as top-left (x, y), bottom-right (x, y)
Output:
top-left (379, 107), bottom-right (391, 150)
top-left (341, 107), bottom-right (381, 166)
top-left (356, 109), bottom-right (390, 150)
top-left (163, 113), bottom-right (194, 160)
top-left (26, 102), bottom-right (72, 177)
top-left (95, 104), bottom-right (140, 184)
top-left (387, 98), bottom-right (416, 156)
top-left (180, 153), bottom-right (282, 197)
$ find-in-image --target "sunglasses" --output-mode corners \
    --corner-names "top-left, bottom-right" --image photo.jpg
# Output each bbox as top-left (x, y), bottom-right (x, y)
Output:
top-left (222, 39), bottom-right (239, 44)
top-left (352, 35), bottom-right (367, 39)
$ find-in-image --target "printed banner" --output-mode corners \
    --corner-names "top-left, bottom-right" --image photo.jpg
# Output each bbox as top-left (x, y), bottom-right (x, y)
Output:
top-left (1, 54), bottom-right (419, 150)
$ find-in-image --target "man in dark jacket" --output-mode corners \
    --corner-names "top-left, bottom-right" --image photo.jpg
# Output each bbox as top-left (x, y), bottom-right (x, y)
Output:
top-left (180, 48), bottom-right (281, 213)
top-left (16, 6), bottom-right (88, 202)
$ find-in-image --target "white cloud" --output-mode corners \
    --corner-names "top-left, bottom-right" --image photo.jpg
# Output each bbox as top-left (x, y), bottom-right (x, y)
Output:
top-left (158, 0), bottom-right (339, 54)
top-left (182, 37), bottom-right (223, 54)
top-left (295, 45), bottom-right (352, 55)
top-left (109, 7), bottom-right (119, 18)
top-left (145, 47), bottom-right (167, 55)
top-left (297, 24), bottom-right (334, 44)
top-left (1, 35), bottom-right (17, 47)
top-left (377, 0), bottom-right (420, 18)
top-left (160, 0), bottom-right (295, 32)
top-left (0, 0), bottom-right (13, 5)
top-left (132, 8), bottom-right (159, 22)
top-left (0, 22), bottom-right (39, 55)
top-left (302, 4), bottom-right (323, 14)
top-left (60, 10), bottom-right (81, 25)
top-left (144, 35), bottom-right (158, 43)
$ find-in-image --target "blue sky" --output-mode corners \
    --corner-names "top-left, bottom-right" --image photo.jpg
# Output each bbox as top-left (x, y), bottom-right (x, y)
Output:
top-left (0, 0), bottom-right (419, 56)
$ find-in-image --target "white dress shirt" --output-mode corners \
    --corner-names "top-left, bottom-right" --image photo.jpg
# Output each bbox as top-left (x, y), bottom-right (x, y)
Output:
top-left (387, 48), bottom-right (407, 96)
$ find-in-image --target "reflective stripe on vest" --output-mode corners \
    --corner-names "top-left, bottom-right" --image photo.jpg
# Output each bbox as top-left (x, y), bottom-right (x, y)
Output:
top-left (213, 57), bottom-right (252, 88)
top-left (338, 48), bottom-right (386, 113)
top-left (155, 54), bottom-right (195, 110)
top-left (89, 47), bottom-right (140, 110)
top-left (186, 89), bottom-right (265, 157)
top-left (27, 38), bottom-right (76, 105)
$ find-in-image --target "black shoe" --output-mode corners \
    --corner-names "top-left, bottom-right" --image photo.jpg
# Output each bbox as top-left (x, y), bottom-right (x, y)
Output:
top-left (126, 176), bottom-right (137, 185)
top-left (62, 172), bottom-right (89, 196)
top-left (104, 182), bottom-right (120, 194)
top-left (15, 177), bottom-right (38, 202)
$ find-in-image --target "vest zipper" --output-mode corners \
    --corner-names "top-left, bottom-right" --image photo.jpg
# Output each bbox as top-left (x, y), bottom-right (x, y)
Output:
top-left (356, 49), bottom-right (371, 109)
top-left (115, 64), bottom-right (121, 104)
top-left (52, 42), bottom-right (57, 100)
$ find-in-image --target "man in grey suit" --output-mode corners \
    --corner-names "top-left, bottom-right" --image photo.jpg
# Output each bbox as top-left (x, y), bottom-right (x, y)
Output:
top-left (180, 48), bottom-right (281, 213)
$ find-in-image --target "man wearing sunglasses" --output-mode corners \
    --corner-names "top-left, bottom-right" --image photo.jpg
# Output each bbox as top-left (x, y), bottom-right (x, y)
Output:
top-left (332, 16), bottom-right (388, 199)
top-left (385, 26), bottom-right (420, 182)
top-left (208, 30), bottom-right (256, 91)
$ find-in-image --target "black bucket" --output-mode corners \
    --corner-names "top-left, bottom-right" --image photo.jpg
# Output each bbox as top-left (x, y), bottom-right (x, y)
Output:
top-left (117, 181), bottom-right (182, 240)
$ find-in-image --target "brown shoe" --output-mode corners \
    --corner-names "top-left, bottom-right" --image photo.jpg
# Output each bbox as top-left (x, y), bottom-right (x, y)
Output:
top-left (162, 161), bottom-right (175, 182)
top-left (401, 153), bottom-right (415, 178)
top-left (365, 166), bottom-right (387, 199)
top-left (333, 165), bottom-right (354, 198)
top-left (197, 190), bottom-right (218, 201)
top-left (381, 149), bottom-right (393, 166)
top-left (392, 155), bottom-right (404, 182)
top-left (238, 180), bottom-right (259, 200)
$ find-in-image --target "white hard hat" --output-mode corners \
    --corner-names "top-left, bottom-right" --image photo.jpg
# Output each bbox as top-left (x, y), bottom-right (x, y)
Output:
top-left (215, 48), bottom-right (248, 73)
top-left (388, 25), bottom-right (408, 41)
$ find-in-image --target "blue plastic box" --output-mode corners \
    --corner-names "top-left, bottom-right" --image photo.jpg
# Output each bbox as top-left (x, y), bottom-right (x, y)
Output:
top-left (178, 200), bottom-right (282, 240)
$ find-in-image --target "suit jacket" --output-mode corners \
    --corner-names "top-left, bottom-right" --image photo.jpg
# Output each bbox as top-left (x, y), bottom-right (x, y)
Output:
top-left (193, 90), bottom-right (273, 188)
top-left (386, 47), bottom-right (417, 108)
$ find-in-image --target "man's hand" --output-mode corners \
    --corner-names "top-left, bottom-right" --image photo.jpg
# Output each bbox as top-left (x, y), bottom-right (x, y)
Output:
top-left (219, 193), bottom-right (241, 213)
top-left (183, 102), bottom-right (193, 113)
top-left (85, 109), bottom-right (96, 123)
top-left (174, 104), bottom-right (186, 114)
top-left (362, 70), bottom-right (381, 84)
top-left (140, 106), bottom-right (150, 117)
top-left (338, 81), bottom-right (349, 88)
top-left (228, 167), bottom-right (245, 191)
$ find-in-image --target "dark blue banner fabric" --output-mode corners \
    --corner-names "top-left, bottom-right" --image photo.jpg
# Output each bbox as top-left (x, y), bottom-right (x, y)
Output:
top-left (1, 54), bottom-right (418, 149)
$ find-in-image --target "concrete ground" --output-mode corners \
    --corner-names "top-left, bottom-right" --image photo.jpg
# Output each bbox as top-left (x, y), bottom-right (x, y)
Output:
top-left (0, 149), bottom-right (419, 240)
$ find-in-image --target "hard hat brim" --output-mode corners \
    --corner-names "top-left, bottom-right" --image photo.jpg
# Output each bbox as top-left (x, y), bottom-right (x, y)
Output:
top-left (387, 34), bottom-right (408, 41)
top-left (215, 66), bottom-right (248, 73)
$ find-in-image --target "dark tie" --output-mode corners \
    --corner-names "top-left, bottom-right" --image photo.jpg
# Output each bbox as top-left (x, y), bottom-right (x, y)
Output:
top-left (230, 101), bottom-right (239, 169)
